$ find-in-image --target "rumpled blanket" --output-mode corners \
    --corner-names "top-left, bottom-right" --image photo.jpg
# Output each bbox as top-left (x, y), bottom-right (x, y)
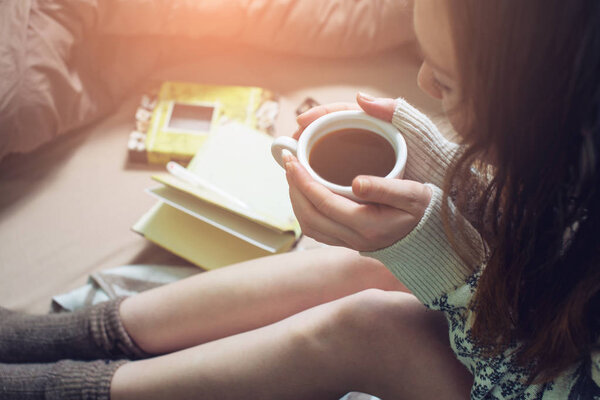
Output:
top-left (51, 264), bottom-right (200, 312)
top-left (0, 0), bottom-right (414, 160)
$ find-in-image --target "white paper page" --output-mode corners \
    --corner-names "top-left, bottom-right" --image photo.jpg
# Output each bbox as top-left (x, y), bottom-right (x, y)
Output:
top-left (187, 123), bottom-right (297, 230)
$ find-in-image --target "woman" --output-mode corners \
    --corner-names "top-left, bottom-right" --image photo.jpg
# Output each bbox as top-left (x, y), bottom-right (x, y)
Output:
top-left (1, 1), bottom-right (598, 399)
top-left (284, 0), bottom-right (600, 398)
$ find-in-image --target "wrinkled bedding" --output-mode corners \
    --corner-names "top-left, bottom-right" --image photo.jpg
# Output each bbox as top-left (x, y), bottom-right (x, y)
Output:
top-left (0, 40), bottom-right (434, 314)
top-left (0, 0), bottom-right (413, 160)
top-left (0, 6), bottom-right (429, 398)
top-left (97, 0), bottom-right (414, 56)
top-left (0, 0), bottom-right (437, 317)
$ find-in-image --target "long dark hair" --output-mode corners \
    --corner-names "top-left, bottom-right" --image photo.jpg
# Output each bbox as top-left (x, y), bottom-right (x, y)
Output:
top-left (445, 0), bottom-right (600, 382)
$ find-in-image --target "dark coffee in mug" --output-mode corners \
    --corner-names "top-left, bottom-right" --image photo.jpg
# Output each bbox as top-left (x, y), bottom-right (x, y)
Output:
top-left (308, 128), bottom-right (396, 186)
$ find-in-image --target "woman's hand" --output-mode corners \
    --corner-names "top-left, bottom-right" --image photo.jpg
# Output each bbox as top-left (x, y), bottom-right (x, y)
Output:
top-left (293, 92), bottom-right (397, 139)
top-left (285, 93), bottom-right (432, 251)
top-left (285, 153), bottom-right (431, 251)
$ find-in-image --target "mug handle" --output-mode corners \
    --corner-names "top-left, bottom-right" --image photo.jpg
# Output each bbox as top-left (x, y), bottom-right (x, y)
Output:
top-left (271, 136), bottom-right (299, 168)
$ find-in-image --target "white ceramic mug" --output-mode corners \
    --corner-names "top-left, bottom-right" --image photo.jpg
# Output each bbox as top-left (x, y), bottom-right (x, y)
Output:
top-left (271, 110), bottom-right (407, 201)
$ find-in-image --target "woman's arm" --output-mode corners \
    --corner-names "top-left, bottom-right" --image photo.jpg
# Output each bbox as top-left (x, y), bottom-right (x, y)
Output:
top-left (361, 184), bottom-right (484, 306)
top-left (287, 95), bottom-right (485, 302)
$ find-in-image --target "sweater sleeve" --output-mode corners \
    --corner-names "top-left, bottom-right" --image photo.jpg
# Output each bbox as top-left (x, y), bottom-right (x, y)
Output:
top-left (392, 98), bottom-right (462, 188)
top-left (361, 184), bottom-right (485, 306)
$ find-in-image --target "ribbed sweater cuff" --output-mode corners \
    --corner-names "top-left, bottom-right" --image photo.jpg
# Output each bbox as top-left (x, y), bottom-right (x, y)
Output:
top-left (361, 184), bottom-right (482, 306)
top-left (392, 98), bottom-right (461, 187)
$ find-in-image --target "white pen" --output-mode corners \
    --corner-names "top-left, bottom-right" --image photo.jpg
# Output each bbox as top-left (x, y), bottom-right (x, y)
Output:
top-left (166, 161), bottom-right (251, 211)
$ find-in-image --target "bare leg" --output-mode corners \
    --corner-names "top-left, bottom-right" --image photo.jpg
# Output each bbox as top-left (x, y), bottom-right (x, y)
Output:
top-left (120, 247), bottom-right (406, 354)
top-left (111, 289), bottom-right (472, 400)
top-left (309, 289), bottom-right (474, 399)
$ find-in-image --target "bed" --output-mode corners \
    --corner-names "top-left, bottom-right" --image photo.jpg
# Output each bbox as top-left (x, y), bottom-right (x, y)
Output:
top-left (1, 0), bottom-right (442, 314)
top-left (0, 2), bottom-right (442, 398)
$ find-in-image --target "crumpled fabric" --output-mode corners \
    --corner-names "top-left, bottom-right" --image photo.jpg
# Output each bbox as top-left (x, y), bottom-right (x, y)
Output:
top-left (0, 0), bottom-right (414, 161)
top-left (96, 0), bottom-right (414, 57)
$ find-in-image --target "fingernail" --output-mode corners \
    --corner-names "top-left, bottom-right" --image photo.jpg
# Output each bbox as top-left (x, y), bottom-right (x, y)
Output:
top-left (354, 177), bottom-right (367, 196)
top-left (297, 107), bottom-right (317, 123)
top-left (282, 150), bottom-right (292, 163)
top-left (285, 161), bottom-right (296, 173)
top-left (358, 92), bottom-right (376, 102)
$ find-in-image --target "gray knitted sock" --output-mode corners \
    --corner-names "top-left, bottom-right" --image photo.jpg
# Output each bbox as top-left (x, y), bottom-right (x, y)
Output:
top-left (0, 298), bottom-right (148, 363)
top-left (0, 359), bottom-right (127, 400)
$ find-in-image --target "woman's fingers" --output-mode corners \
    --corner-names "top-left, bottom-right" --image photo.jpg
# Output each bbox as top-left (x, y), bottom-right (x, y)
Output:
top-left (293, 102), bottom-right (359, 139)
top-left (283, 150), bottom-right (432, 251)
top-left (296, 102), bottom-right (359, 128)
top-left (285, 158), bottom-right (400, 250)
top-left (287, 184), bottom-right (353, 248)
top-left (287, 160), bottom-right (423, 232)
top-left (285, 160), bottom-right (362, 245)
top-left (286, 158), bottom-right (360, 220)
top-left (352, 176), bottom-right (432, 218)
top-left (293, 94), bottom-right (397, 139)
top-left (356, 93), bottom-right (397, 122)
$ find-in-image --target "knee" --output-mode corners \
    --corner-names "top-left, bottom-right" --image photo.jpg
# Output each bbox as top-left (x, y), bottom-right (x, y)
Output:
top-left (302, 289), bottom-right (425, 365)
top-left (291, 290), bottom-right (419, 389)
top-left (333, 289), bottom-right (423, 339)
top-left (290, 289), bottom-right (462, 398)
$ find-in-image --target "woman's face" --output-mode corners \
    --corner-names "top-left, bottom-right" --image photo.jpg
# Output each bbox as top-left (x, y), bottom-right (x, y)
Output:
top-left (414, 0), bottom-right (464, 132)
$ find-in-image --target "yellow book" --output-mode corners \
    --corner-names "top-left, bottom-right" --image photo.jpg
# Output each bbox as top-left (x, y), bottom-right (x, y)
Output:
top-left (144, 81), bottom-right (278, 165)
top-left (133, 123), bottom-right (301, 270)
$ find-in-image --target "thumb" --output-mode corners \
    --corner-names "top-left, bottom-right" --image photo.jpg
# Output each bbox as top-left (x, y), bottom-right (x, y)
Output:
top-left (356, 92), bottom-right (397, 122)
top-left (352, 176), bottom-right (432, 216)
